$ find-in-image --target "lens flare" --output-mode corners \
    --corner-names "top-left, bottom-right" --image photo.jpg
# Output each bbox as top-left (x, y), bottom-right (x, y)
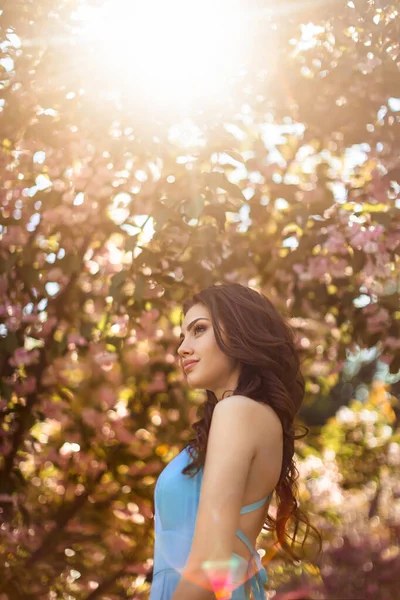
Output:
top-left (72, 0), bottom-right (248, 112)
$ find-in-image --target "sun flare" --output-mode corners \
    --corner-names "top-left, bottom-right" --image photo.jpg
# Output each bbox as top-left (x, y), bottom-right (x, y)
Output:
top-left (72, 0), bottom-right (249, 111)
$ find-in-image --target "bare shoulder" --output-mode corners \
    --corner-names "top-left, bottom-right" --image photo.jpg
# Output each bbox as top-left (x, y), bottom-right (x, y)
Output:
top-left (217, 394), bottom-right (283, 438)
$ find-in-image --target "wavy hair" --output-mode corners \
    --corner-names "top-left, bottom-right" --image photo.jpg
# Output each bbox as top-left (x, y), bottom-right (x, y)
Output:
top-left (179, 282), bottom-right (322, 561)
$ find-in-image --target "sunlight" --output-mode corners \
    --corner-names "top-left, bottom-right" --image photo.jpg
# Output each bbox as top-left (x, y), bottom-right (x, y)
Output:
top-left (72, 0), bottom-right (247, 111)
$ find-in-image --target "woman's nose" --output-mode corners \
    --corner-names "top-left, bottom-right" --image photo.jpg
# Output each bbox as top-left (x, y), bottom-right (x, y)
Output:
top-left (178, 343), bottom-right (193, 358)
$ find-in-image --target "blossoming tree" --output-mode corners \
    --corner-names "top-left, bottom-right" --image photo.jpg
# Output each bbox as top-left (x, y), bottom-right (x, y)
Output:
top-left (0, 0), bottom-right (399, 598)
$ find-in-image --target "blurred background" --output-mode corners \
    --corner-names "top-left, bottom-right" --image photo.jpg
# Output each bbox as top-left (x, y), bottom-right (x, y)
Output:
top-left (0, 0), bottom-right (399, 598)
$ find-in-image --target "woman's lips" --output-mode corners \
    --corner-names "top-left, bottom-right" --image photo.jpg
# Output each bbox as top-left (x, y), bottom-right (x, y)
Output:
top-left (184, 360), bottom-right (199, 372)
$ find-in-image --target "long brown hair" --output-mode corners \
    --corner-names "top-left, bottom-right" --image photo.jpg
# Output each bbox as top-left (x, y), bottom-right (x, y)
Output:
top-left (179, 282), bottom-right (322, 561)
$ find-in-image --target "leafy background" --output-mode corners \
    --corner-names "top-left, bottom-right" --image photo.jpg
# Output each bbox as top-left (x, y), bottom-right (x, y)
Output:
top-left (0, 1), bottom-right (399, 598)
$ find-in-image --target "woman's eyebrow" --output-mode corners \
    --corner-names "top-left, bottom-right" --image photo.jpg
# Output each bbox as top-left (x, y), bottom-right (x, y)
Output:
top-left (179, 317), bottom-right (209, 340)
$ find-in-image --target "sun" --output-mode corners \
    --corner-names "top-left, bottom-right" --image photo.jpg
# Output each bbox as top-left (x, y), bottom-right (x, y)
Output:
top-left (72, 0), bottom-right (248, 113)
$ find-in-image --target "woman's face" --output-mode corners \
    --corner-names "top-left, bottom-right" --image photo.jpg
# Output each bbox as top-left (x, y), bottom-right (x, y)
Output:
top-left (177, 303), bottom-right (240, 400)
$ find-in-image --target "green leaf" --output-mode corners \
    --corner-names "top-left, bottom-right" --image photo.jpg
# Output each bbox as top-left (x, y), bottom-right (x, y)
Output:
top-left (125, 233), bottom-right (140, 252)
top-left (110, 270), bottom-right (126, 297)
top-left (203, 172), bottom-right (245, 206)
top-left (134, 273), bottom-right (147, 304)
top-left (153, 203), bottom-right (171, 231)
top-left (182, 195), bottom-right (205, 220)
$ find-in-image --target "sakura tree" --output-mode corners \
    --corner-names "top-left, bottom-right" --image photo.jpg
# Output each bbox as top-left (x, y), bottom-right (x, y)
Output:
top-left (0, 0), bottom-right (399, 598)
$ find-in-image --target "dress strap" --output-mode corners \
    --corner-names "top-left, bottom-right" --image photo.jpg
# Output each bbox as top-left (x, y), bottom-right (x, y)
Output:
top-left (240, 492), bottom-right (272, 514)
top-left (234, 530), bottom-right (267, 599)
top-left (235, 493), bottom-right (272, 599)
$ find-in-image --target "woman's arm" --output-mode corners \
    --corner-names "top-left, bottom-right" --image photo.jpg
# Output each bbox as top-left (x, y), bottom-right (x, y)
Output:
top-left (171, 569), bottom-right (219, 600)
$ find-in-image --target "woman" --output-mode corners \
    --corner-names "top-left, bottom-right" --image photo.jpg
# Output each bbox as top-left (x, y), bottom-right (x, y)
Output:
top-left (150, 283), bottom-right (321, 600)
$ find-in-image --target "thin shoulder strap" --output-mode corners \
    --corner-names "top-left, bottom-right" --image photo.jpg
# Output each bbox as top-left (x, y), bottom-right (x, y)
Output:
top-left (240, 492), bottom-right (272, 515)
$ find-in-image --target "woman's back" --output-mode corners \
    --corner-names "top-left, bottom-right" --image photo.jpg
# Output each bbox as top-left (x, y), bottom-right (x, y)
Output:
top-left (150, 429), bottom-right (275, 600)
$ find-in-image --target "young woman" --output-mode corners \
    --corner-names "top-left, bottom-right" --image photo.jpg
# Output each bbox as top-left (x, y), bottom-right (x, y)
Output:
top-left (150, 283), bottom-right (321, 600)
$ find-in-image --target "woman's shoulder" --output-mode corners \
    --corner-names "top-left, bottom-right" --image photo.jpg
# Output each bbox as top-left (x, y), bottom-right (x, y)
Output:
top-left (216, 394), bottom-right (283, 436)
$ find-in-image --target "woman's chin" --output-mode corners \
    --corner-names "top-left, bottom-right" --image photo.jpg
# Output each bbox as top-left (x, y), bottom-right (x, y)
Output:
top-left (186, 373), bottom-right (203, 388)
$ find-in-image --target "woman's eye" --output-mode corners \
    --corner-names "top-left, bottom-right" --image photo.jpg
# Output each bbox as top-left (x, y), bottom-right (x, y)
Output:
top-left (177, 324), bottom-right (206, 351)
top-left (194, 324), bottom-right (206, 335)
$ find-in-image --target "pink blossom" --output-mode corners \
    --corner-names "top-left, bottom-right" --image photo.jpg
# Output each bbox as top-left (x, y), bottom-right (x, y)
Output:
top-left (368, 168), bottom-right (389, 204)
top-left (67, 333), bottom-right (88, 346)
top-left (38, 316), bottom-right (58, 338)
top-left (330, 258), bottom-right (349, 278)
top-left (40, 399), bottom-right (65, 421)
top-left (74, 165), bottom-right (94, 180)
top-left (9, 348), bottom-right (40, 367)
top-left (5, 304), bottom-right (22, 318)
top-left (385, 337), bottom-right (400, 349)
top-left (97, 385), bottom-right (117, 408)
top-left (308, 257), bottom-right (329, 279)
top-left (379, 354), bottom-right (393, 365)
top-left (52, 179), bottom-right (66, 192)
top-left (92, 350), bottom-right (117, 368)
top-left (1, 225), bottom-right (29, 248)
top-left (112, 421), bottom-right (137, 444)
top-left (362, 253), bottom-right (392, 279)
top-left (103, 531), bottom-right (132, 552)
top-left (324, 232), bottom-right (348, 254)
top-left (46, 267), bottom-right (69, 286)
top-left (363, 241), bottom-right (378, 254)
top-left (23, 313), bottom-right (41, 324)
top-left (5, 316), bottom-right (21, 332)
top-left (123, 347), bottom-right (150, 367)
top-left (292, 264), bottom-right (304, 274)
top-left (40, 365), bottom-right (58, 387)
top-left (109, 315), bottom-right (129, 337)
top-left (366, 307), bottom-right (390, 334)
top-left (42, 205), bottom-right (73, 223)
top-left (385, 230), bottom-right (400, 251)
top-left (62, 190), bottom-right (76, 204)
top-left (15, 376), bottom-right (37, 395)
top-left (145, 372), bottom-right (166, 393)
top-left (349, 223), bottom-right (385, 247)
top-left (81, 408), bottom-right (107, 428)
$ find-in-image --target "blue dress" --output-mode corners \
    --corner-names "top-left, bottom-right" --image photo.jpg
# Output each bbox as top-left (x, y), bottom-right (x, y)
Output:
top-left (150, 445), bottom-right (272, 599)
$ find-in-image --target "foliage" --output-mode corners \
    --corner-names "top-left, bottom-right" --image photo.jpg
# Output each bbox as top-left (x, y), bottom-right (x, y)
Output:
top-left (0, 0), bottom-right (399, 598)
top-left (267, 380), bottom-right (400, 600)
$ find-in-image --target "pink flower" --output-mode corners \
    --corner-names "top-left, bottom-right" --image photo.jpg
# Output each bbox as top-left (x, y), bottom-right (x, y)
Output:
top-left (15, 376), bottom-right (37, 395)
top-left (145, 372), bottom-right (166, 393)
top-left (109, 315), bottom-right (129, 337)
top-left (1, 226), bottom-right (29, 248)
top-left (113, 422), bottom-right (137, 444)
top-left (368, 168), bottom-right (389, 204)
top-left (5, 316), bottom-right (21, 332)
top-left (67, 333), bottom-right (88, 346)
top-left (9, 348), bottom-right (40, 367)
top-left (324, 232), bottom-right (348, 254)
top-left (366, 307), bottom-right (390, 334)
top-left (52, 179), bottom-right (66, 192)
top-left (349, 223), bottom-right (385, 247)
top-left (81, 408), bottom-right (106, 428)
top-left (46, 267), bottom-right (69, 287)
top-left (23, 313), bottom-right (41, 324)
top-left (97, 385), bottom-right (117, 408)
top-left (92, 350), bottom-right (117, 368)
top-left (42, 205), bottom-right (73, 224)
top-left (38, 316), bottom-right (58, 338)
top-left (385, 337), bottom-right (400, 349)
top-left (379, 354), bottom-right (393, 365)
